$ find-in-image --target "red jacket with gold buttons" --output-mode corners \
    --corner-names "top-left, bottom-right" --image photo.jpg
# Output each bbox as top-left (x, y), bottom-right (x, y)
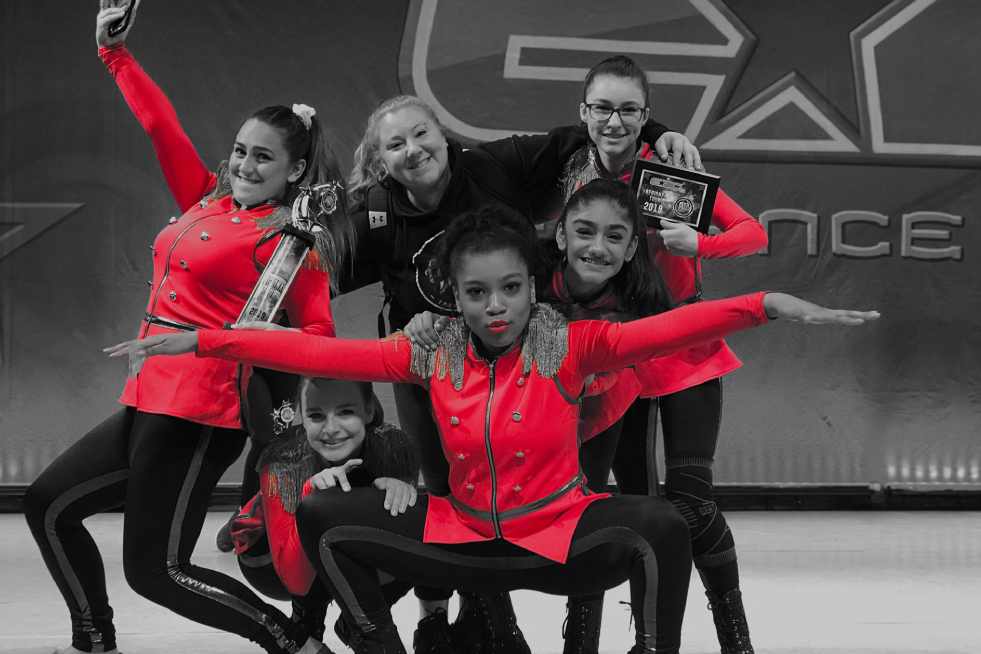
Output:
top-left (101, 45), bottom-right (334, 429)
top-left (195, 293), bottom-right (769, 562)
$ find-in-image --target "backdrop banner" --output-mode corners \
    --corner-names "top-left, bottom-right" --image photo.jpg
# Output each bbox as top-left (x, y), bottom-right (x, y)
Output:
top-left (1, 0), bottom-right (977, 488)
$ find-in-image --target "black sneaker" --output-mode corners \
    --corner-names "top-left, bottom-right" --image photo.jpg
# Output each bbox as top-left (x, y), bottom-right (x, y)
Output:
top-left (413, 608), bottom-right (455, 654)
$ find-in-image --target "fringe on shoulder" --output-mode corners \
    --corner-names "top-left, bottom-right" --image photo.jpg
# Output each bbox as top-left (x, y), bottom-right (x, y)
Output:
top-left (206, 161), bottom-right (337, 278)
top-left (257, 429), bottom-right (320, 514)
top-left (409, 304), bottom-right (569, 390)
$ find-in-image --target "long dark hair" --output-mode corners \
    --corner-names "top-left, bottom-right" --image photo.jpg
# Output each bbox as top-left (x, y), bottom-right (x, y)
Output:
top-left (209, 105), bottom-right (354, 290)
top-left (544, 178), bottom-right (672, 316)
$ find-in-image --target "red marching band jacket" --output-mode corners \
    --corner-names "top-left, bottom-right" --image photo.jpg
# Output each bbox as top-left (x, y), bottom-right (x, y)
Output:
top-left (101, 45), bottom-right (335, 429)
top-left (195, 294), bottom-right (769, 563)
top-left (628, 143), bottom-right (768, 399)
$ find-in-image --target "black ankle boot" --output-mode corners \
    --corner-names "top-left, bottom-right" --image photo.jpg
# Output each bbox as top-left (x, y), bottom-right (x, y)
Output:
top-left (706, 589), bottom-right (754, 654)
top-left (562, 596), bottom-right (603, 654)
top-left (345, 621), bottom-right (407, 654)
top-left (413, 608), bottom-right (455, 654)
top-left (450, 592), bottom-right (530, 654)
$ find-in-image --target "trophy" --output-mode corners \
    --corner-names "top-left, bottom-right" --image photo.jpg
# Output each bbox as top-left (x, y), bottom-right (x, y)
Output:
top-left (237, 182), bottom-right (341, 324)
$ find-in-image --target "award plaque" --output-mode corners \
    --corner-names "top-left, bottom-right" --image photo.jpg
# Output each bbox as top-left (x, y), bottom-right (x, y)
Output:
top-left (630, 159), bottom-right (719, 234)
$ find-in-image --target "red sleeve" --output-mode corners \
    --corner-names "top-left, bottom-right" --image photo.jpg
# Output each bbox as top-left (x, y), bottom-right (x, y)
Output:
top-left (697, 189), bottom-right (768, 259)
top-left (573, 293), bottom-right (769, 376)
top-left (260, 477), bottom-right (316, 596)
top-left (579, 370), bottom-right (642, 442)
top-left (99, 45), bottom-right (215, 213)
top-left (197, 329), bottom-right (418, 383)
top-left (282, 264), bottom-right (335, 336)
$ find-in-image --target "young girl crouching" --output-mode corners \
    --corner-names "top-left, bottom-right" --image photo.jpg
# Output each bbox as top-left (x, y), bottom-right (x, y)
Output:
top-left (231, 377), bottom-right (419, 651)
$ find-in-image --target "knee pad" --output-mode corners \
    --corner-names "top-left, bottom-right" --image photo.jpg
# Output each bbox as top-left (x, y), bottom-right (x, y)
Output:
top-left (664, 459), bottom-right (735, 566)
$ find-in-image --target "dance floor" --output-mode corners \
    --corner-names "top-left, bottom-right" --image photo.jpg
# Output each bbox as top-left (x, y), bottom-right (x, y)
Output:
top-left (2, 511), bottom-right (978, 654)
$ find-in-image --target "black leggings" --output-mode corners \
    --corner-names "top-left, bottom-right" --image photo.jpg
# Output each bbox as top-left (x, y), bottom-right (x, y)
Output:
top-left (23, 408), bottom-right (307, 653)
top-left (392, 382), bottom-right (453, 603)
top-left (295, 488), bottom-right (692, 653)
top-left (584, 378), bottom-right (739, 592)
top-left (238, 532), bottom-right (412, 641)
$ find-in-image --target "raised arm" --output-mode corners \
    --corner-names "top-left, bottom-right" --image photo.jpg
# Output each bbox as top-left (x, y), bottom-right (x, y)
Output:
top-left (96, 2), bottom-right (214, 213)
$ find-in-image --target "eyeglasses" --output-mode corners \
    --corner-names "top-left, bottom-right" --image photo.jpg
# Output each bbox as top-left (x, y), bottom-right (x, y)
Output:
top-left (583, 103), bottom-right (647, 123)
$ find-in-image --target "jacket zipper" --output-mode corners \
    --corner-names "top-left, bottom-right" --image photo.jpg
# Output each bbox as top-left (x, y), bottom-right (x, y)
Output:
top-left (483, 361), bottom-right (502, 538)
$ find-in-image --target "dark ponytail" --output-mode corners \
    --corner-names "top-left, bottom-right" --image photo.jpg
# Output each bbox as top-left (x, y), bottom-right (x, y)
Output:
top-left (209, 105), bottom-right (354, 290)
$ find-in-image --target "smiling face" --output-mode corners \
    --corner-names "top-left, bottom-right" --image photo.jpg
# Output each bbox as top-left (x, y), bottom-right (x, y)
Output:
top-left (557, 197), bottom-right (638, 297)
top-left (376, 105), bottom-right (450, 195)
top-left (228, 118), bottom-right (306, 207)
top-left (301, 379), bottom-right (372, 464)
top-left (579, 74), bottom-right (650, 165)
top-left (452, 247), bottom-right (534, 353)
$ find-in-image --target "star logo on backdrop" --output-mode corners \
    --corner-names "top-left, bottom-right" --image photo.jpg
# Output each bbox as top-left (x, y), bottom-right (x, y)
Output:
top-left (0, 203), bottom-right (85, 262)
top-left (401, 0), bottom-right (979, 164)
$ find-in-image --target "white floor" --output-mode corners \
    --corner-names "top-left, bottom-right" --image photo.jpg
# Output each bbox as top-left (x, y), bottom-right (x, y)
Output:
top-left (1, 511), bottom-right (979, 654)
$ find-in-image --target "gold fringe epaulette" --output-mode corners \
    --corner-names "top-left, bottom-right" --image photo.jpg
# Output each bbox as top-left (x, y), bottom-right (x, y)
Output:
top-left (258, 431), bottom-right (319, 514)
top-left (206, 161), bottom-right (337, 276)
top-left (409, 303), bottom-right (568, 390)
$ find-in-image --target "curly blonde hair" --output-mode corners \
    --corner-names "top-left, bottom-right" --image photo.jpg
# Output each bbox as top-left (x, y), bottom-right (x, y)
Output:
top-left (347, 95), bottom-right (447, 208)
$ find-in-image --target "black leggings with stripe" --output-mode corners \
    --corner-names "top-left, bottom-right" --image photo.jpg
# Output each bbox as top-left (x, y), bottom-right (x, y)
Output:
top-left (23, 408), bottom-right (307, 653)
top-left (582, 378), bottom-right (740, 593)
top-left (295, 488), bottom-right (692, 653)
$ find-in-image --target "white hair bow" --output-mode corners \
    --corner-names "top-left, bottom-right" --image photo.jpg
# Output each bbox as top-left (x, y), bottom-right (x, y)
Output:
top-left (291, 103), bottom-right (317, 130)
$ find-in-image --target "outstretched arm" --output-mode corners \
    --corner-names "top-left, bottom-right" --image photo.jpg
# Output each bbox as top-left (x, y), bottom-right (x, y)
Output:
top-left (105, 328), bottom-right (419, 384)
top-left (96, 0), bottom-right (214, 213)
top-left (575, 292), bottom-right (879, 376)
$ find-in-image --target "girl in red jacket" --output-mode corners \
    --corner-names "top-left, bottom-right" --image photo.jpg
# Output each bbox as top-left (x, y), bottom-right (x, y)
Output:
top-left (232, 377), bottom-right (418, 649)
top-left (551, 55), bottom-right (771, 654)
top-left (23, 3), bottom-right (348, 654)
top-left (111, 206), bottom-right (877, 654)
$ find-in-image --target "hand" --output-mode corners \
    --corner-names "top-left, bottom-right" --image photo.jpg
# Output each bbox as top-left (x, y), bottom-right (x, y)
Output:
top-left (310, 459), bottom-right (363, 491)
top-left (104, 332), bottom-right (199, 375)
top-left (232, 321), bottom-right (300, 332)
top-left (96, 0), bottom-right (141, 48)
top-left (762, 293), bottom-right (881, 325)
top-left (654, 131), bottom-right (704, 171)
top-left (373, 477), bottom-right (418, 516)
top-left (402, 311), bottom-right (448, 351)
top-left (658, 220), bottom-right (699, 257)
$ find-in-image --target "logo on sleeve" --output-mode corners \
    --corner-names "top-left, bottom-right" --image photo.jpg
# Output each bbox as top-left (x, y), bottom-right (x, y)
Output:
top-left (368, 211), bottom-right (388, 229)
